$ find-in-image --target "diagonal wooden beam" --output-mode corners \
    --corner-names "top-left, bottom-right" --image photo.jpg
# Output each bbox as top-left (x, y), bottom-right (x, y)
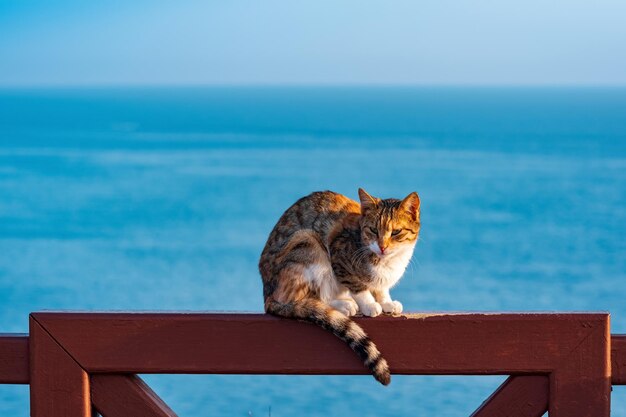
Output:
top-left (91, 374), bottom-right (177, 417)
top-left (29, 316), bottom-right (92, 417)
top-left (470, 376), bottom-right (548, 417)
top-left (0, 334), bottom-right (29, 384)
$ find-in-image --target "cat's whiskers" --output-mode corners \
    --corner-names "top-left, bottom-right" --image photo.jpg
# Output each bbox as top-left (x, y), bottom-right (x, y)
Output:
top-left (406, 257), bottom-right (418, 279)
top-left (350, 246), bottom-right (371, 267)
top-left (349, 247), bottom-right (367, 263)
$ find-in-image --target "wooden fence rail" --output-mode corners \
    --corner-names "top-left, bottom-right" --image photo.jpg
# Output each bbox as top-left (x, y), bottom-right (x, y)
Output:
top-left (1, 312), bottom-right (624, 416)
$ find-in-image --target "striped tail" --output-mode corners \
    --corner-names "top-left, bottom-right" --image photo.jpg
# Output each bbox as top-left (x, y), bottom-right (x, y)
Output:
top-left (265, 298), bottom-right (391, 385)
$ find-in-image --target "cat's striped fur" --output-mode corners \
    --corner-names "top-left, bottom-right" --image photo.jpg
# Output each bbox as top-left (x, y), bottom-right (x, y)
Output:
top-left (259, 189), bottom-right (420, 385)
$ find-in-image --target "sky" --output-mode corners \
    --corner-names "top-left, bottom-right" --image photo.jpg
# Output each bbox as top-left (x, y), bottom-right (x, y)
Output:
top-left (0, 0), bottom-right (625, 86)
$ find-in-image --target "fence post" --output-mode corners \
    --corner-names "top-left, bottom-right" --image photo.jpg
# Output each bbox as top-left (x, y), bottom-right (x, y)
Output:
top-left (29, 315), bottom-right (92, 417)
top-left (548, 316), bottom-right (611, 416)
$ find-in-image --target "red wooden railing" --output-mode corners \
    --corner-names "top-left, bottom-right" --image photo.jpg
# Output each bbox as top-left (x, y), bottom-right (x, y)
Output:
top-left (1, 312), bottom-right (625, 416)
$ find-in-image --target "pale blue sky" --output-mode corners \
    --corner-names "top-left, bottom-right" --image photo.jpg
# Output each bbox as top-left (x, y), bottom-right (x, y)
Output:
top-left (1, 0), bottom-right (625, 86)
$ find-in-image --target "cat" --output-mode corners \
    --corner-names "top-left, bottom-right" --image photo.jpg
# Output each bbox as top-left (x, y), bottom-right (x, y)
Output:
top-left (259, 188), bottom-right (420, 385)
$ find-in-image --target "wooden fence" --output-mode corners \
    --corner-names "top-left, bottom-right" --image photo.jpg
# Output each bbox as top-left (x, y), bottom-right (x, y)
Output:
top-left (1, 312), bottom-right (626, 416)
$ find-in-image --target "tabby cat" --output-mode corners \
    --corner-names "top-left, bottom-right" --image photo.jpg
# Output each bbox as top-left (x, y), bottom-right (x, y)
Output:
top-left (259, 189), bottom-right (420, 385)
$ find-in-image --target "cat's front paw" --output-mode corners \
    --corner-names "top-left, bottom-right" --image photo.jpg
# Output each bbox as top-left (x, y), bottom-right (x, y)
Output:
top-left (361, 302), bottom-right (383, 317)
top-left (381, 300), bottom-right (403, 314)
top-left (330, 299), bottom-right (359, 317)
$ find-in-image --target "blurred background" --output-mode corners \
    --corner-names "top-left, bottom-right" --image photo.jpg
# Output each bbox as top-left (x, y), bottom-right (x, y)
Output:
top-left (1, 1), bottom-right (625, 416)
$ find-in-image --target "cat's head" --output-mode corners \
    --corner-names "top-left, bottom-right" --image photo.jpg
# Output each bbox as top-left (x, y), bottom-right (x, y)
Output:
top-left (358, 188), bottom-right (420, 257)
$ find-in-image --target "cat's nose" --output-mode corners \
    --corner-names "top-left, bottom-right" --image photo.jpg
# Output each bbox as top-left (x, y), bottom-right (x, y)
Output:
top-left (379, 245), bottom-right (386, 254)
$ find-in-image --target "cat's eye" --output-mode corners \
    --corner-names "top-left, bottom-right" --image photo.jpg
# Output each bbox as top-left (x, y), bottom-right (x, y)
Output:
top-left (391, 229), bottom-right (401, 236)
top-left (369, 227), bottom-right (378, 235)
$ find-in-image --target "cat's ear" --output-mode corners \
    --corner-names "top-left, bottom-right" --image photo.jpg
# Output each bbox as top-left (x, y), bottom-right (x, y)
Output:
top-left (400, 192), bottom-right (420, 221)
top-left (358, 188), bottom-right (380, 213)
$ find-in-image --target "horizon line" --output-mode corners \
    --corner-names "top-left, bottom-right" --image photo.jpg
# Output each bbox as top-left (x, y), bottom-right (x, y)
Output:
top-left (1, 82), bottom-right (626, 90)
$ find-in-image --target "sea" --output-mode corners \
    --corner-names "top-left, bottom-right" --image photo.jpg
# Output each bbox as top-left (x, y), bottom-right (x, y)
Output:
top-left (0, 87), bottom-right (625, 416)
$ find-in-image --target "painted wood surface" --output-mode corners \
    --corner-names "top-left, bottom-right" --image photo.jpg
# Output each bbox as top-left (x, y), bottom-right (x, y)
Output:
top-left (91, 374), bottom-right (177, 417)
top-left (548, 317), bottom-right (610, 417)
top-left (0, 334), bottom-right (28, 384)
top-left (612, 335), bottom-right (626, 385)
top-left (470, 375), bottom-right (549, 417)
top-left (29, 316), bottom-right (91, 417)
top-left (32, 312), bottom-right (607, 376)
top-left (4, 330), bottom-right (626, 383)
top-left (0, 312), bottom-right (620, 416)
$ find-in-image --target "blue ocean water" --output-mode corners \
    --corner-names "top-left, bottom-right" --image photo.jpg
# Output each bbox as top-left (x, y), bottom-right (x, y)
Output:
top-left (0, 87), bottom-right (625, 416)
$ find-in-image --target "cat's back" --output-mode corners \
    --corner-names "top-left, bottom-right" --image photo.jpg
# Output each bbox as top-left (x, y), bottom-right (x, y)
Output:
top-left (279, 190), bottom-right (360, 230)
top-left (299, 190), bottom-right (359, 216)
top-left (260, 191), bottom-right (360, 262)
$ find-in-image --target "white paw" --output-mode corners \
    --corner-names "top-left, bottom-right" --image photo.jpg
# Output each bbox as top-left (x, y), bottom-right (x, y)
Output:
top-left (381, 300), bottom-right (403, 314)
top-left (361, 302), bottom-right (383, 317)
top-left (330, 299), bottom-right (359, 316)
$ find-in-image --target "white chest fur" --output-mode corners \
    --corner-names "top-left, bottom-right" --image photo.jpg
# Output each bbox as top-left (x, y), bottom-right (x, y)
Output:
top-left (369, 244), bottom-right (414, 289)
